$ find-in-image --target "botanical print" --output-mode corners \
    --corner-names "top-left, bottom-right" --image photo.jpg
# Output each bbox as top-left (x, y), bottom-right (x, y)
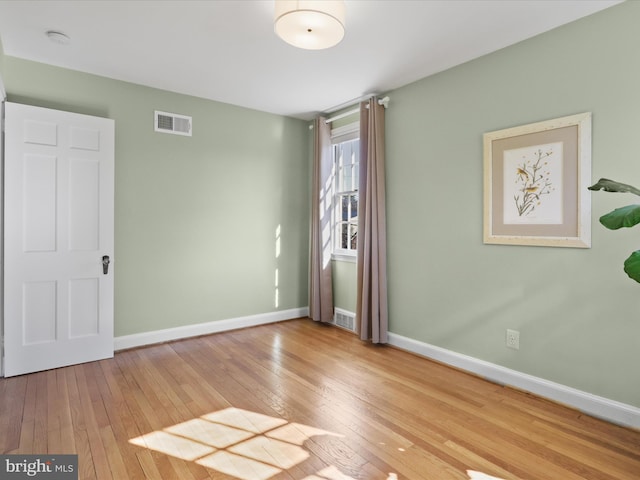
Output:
top-left (503, 142), bottom-right (563, 225)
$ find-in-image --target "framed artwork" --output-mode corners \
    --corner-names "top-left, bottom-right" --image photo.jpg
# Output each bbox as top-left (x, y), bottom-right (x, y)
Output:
top-left (483, 112), bottom-right (591, 248)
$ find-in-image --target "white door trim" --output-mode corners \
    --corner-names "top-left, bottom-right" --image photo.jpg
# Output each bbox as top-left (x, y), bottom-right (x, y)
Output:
top-left (0, 98), bottom-right (4, 376)
top-left (0, 72), bottom-right (6, 101)
top-left (0, 71), bottom-right (5, 375)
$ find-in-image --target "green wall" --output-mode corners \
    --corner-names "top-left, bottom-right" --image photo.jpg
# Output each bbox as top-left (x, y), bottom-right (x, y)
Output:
top-left (384, 1), bottom-right (640, 407)
top-left (3, 58), bottom-right (310, 337)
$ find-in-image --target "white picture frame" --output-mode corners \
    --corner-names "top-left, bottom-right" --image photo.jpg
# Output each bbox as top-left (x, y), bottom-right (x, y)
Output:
top-left (483, 112), bottom-right (592, 248)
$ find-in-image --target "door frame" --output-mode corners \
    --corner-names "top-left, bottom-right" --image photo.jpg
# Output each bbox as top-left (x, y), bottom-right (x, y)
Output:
top-left (0, 72), bottom-right (7, 376)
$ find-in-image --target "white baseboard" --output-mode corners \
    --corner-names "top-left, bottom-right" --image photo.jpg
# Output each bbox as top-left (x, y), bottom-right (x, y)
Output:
top-left (387, 332), bottom-right (640, 430)
top-left (114, 307), bottom-right (309, 351)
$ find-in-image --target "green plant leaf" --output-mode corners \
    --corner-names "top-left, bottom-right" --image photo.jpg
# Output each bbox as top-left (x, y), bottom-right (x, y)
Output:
top-left (624, 250), bottom-right (640, 284)
top-left (588, 178), bottom-right (640, 196)
top-left (599, 204), bottom-right (640, 230)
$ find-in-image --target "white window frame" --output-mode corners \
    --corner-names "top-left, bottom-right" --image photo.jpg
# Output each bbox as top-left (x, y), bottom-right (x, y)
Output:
top-left (331, 122), bottom-right (360, 262)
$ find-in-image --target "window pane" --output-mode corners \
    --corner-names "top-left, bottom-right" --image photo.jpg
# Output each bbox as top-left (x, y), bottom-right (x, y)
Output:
top-left (335, 140), bottom-right (359, 194)
top-left (350, 224), bottom-right (358, 250)
top-left (350, 195), bottom-right (358, 219)
top-left (345, 169), bottom-right (352, 192)
top-left (335, 145), bottom-right (343, 192)
top-left (353, 163), bottom-right (359, 190)
top-left (341, 196), bottom-right (348, 221)
top-left (341, 223), bottom-right (349, 249)
top-left (344, 167), bottom-right (352, 192)
top-left (332, 136), bottom-right (359, 254)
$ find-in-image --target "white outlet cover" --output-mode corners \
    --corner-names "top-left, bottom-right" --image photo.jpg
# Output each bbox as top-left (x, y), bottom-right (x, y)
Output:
top-left (506, 329), bottom-right (520, 350)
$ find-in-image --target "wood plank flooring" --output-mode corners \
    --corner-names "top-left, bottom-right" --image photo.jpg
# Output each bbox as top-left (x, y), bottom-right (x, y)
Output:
top-left (1, 318), bottom-right (638, 479)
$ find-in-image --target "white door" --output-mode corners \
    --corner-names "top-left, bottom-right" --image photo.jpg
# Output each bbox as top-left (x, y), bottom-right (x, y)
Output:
top-left (3, 102), bottom-right (115, 377)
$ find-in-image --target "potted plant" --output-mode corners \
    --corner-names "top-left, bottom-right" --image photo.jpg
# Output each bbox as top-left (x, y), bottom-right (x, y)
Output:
top-left (588, 178), bottom-right (640, 283)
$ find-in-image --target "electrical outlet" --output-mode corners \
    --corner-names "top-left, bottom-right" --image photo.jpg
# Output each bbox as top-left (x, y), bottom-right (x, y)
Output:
top-left (506, 329), bottom-right (520, 350)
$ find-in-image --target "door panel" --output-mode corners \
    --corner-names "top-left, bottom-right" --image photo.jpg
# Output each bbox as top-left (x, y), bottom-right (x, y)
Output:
top-left (4, 102), bottom-right (115, 377)
top-left (23, 281), bottom-right (57, 344)
top-left (69, 157), bottom-right (100, 250)
top-left (23, 153), bottom-right (57, 252)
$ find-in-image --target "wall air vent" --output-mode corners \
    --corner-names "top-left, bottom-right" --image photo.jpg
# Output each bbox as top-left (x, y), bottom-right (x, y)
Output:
top-left (333, 308), bottom-right (356, 332)
top-left (154, 110), bottom-right (192, 136)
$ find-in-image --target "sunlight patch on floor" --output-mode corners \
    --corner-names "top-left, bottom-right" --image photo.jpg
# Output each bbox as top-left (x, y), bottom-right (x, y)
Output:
top-left (130, 407), bottom-right (354, 480)
top-left (467, 470), bottom-right (506, 480)
top-left (230, 435), bottom-right (309, 469)
top-left (267, 422), bottom-right (342, 446)
top-left (197, 450), bottom-right (281, 480)
top-left (129, 430), bottom-right (214, 461)
top-left (201, 407), bottom-right (288, 434)
top-left (165, 417), bottom-right (254, 448)
top-left (302, 465), bottom-right (361, 479)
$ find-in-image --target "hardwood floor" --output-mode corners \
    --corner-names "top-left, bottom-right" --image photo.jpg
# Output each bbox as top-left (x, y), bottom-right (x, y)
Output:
top-left (1, 318), bottom-right (638, 479)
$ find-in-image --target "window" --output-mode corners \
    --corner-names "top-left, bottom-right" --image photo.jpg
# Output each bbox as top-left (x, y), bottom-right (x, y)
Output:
top-left (331, 123), bottom-right (359, 257)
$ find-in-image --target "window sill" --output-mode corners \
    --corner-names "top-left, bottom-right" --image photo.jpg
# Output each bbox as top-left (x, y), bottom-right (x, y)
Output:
top-left (332, 252), bottom-right (357, 263)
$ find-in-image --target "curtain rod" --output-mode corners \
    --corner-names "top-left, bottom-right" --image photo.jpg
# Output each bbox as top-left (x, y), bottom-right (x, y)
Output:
top-left (325, 94), bottom-right (390, 113)
top-left (308, 96), bottom-right (391, 129)
top-left (324, 94), bottom-right (374, 114)
top-left (324, 96), bottom-right (390, 124)
top-left (324, 107), bottom-right (359, 124)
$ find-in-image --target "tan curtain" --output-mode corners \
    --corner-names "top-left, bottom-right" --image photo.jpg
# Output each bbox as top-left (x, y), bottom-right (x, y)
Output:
top-left (309, 116), bottom-right (334, 323)
top-left (356, 98), bottom-right (388, 343)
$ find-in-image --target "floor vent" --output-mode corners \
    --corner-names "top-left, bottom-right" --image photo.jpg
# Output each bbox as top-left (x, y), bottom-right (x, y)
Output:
top-left (334, 308), bottom-right (356, 332)
top-left (154, 110), bottom-right (192, 136)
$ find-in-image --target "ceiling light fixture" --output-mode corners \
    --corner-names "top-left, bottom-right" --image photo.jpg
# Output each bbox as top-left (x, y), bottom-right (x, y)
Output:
top-left (274, 0), bottom-right (345, 50)
top-left (46, 30), bottom-right (71, 45)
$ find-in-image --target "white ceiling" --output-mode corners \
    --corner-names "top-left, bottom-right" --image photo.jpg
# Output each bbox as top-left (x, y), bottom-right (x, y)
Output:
top-left (0, 0), bottom-right (623, 120)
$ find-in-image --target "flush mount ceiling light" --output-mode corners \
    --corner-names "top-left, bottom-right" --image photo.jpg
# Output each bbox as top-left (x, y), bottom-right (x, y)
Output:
top-left (46, 30), bottom-right (71, 45)
top-left (274, 0), bottom-right (345, 50)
